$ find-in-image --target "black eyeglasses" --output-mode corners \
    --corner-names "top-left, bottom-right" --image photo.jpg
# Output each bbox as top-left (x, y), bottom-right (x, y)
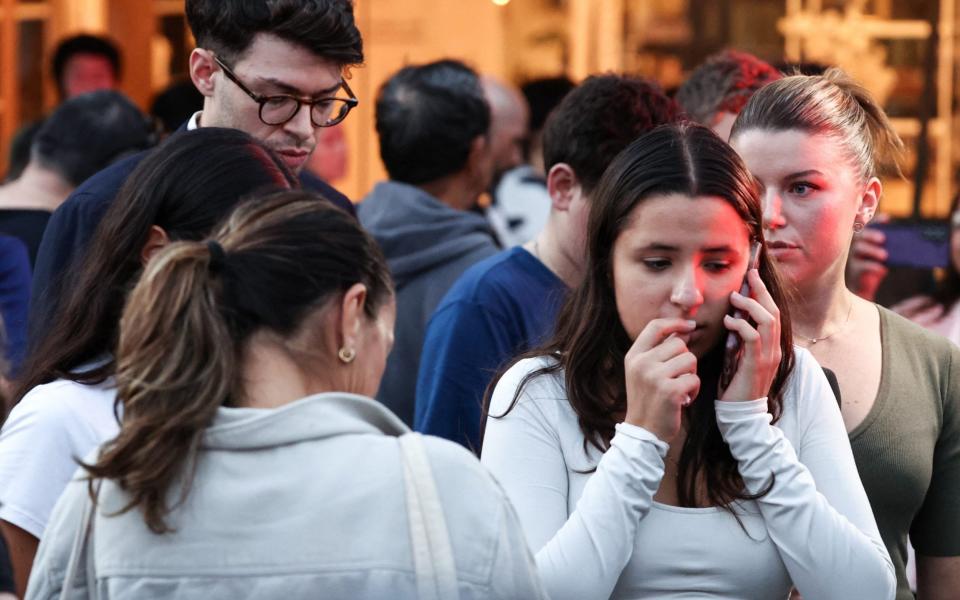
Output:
top-left (214, 55), bottom-right (358, 128)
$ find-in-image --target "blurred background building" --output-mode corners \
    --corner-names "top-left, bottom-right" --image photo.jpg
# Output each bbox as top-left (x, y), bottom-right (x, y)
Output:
top-left (0, 0), bottom-right (955, 215)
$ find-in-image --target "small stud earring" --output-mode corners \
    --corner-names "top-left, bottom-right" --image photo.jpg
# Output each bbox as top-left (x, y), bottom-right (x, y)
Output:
top-left (337, 346), bottom-right (356, 364)
top-left (853, 221), bottom-right (864, 233)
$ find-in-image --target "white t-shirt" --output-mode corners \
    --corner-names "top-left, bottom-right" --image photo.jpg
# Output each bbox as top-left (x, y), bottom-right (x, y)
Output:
top-left (481, 347), bottom-right (895, 600)
top-left (0, 377), bottom-right (117, 538)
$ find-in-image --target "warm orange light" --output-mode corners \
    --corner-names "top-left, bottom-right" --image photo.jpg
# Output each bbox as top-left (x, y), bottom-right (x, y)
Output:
top-left (492, 0), bottom-right (510, 5)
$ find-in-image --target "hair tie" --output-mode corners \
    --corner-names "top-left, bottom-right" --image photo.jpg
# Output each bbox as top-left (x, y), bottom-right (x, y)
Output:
top-left (206, 240), bottom-right (227, 273)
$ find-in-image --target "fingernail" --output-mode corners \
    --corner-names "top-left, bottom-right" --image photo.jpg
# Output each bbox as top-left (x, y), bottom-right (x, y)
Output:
top-left (686, 320), bottom-right (697, 328)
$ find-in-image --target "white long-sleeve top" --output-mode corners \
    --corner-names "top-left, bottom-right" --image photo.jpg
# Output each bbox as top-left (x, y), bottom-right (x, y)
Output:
top-left (481, 347), bottom-right (895, 600)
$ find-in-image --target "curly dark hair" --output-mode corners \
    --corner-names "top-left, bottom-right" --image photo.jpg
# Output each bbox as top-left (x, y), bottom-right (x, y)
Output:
top-left (542, 74), bottom-right (681, 194)
top-left (676, 50), bottom-right (782, 126)
top-left (186, 0), bottom-right (363, 67)
top-left (521, 76), bottom-right (575, 134)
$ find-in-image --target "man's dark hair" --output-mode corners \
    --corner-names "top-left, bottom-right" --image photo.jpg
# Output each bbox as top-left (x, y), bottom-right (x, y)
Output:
top-left (542, 74), bottom-right (681, 194)
top-left (676, 50), bottom-right (781, 126)
top-left (186, 0), bottom-right (363, 67)
top-left (32, 90), bottom-right (158, 187)
top-left (375, 59), bottom-right (490, 185)
top-left (521, 76), bottom-right (575, 134)
top-left (52, 35), bottom-right (121, 95)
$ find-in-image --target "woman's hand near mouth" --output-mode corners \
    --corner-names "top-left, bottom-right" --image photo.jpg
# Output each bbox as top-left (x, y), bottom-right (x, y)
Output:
top-left (624, 318), bottom-right (700, 442)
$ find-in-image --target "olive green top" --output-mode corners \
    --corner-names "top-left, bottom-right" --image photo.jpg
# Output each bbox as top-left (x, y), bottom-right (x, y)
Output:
top-left (850, 306), bottom-right (960, 600)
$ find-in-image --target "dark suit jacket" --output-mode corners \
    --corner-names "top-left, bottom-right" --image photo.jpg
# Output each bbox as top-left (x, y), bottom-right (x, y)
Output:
top-left (28, 137), bottom-right (353, 343)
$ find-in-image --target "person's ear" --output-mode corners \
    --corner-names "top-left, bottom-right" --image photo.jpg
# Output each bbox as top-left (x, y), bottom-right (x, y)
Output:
top-left (857, 176), bottom-right (883, 225)
top-left (189, 48), bottom-right (217, 97)
top-left (546, 163), bottom-right (580, 212)
top-left (140, 225), bottom-right (171, 265)
top-left (337, 283), bottom-right (368, 362)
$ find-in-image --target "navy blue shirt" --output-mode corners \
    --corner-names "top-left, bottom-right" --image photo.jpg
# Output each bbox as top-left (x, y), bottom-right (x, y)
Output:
top-left (0, 209), bottom-right (51, 268)
top-left (0, 235), bottom-right (31, 375)
top-left (414, 247), bottom-right (566, 451)
top-left (28, 143), bottom-right (353, 343)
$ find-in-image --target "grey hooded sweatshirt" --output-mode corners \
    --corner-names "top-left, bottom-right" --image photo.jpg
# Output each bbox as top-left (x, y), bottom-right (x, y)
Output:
top-left (358, 181), bottom-right (499, 425)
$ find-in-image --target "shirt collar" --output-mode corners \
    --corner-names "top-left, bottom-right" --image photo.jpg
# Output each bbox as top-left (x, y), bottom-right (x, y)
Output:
top-left (186, 111), bottom-right (202, 131)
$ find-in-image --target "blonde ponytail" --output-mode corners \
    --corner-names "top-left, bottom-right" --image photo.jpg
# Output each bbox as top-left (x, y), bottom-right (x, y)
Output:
top-left (732, 67), bottom-right (905, 181)
top-left (821, 68), bottom-right (905, 178)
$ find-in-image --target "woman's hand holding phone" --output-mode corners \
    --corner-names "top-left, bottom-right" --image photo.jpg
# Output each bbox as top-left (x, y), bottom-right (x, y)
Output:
top-left (719, 269), bottom-right (782, 402)
top-left (624, 318), bottom-right (700, 442)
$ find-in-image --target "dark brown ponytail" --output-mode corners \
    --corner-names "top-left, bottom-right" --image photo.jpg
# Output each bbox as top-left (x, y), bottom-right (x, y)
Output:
top-left (85, 191), bottom-right (392, 533)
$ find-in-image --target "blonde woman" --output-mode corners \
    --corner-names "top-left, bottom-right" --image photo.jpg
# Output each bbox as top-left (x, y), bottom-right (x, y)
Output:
top-left (730, 69), bottom-right (960, 599)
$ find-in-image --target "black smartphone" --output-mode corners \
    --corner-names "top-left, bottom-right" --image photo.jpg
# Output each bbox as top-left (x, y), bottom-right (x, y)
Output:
top-left (719, 241), bottom-right (761, 393)
top-left (868, 220), bottom-right (950, 269)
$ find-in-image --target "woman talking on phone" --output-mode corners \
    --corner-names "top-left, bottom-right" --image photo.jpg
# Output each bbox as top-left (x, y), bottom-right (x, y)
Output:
top-left (730, 69), bottom-right (960, 599)
top-left (481, 123), bottom-right (894, 599)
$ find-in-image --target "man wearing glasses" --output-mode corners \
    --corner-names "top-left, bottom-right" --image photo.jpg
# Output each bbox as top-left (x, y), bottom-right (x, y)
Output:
top-left (193, 45), bottom-right (357, 176)
top-left (28, 0), bottom-right (363, 342)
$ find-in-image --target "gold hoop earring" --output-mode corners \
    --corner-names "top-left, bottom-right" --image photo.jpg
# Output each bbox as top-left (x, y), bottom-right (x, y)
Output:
top-left (853, 221), bottom-right (864, 233)
top-left (337, 346), bottom-right (356, 364)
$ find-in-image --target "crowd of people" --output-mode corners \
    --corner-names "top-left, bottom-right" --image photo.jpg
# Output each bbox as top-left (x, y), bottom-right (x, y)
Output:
top-left (0, 1), bottom-right (954, 599)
